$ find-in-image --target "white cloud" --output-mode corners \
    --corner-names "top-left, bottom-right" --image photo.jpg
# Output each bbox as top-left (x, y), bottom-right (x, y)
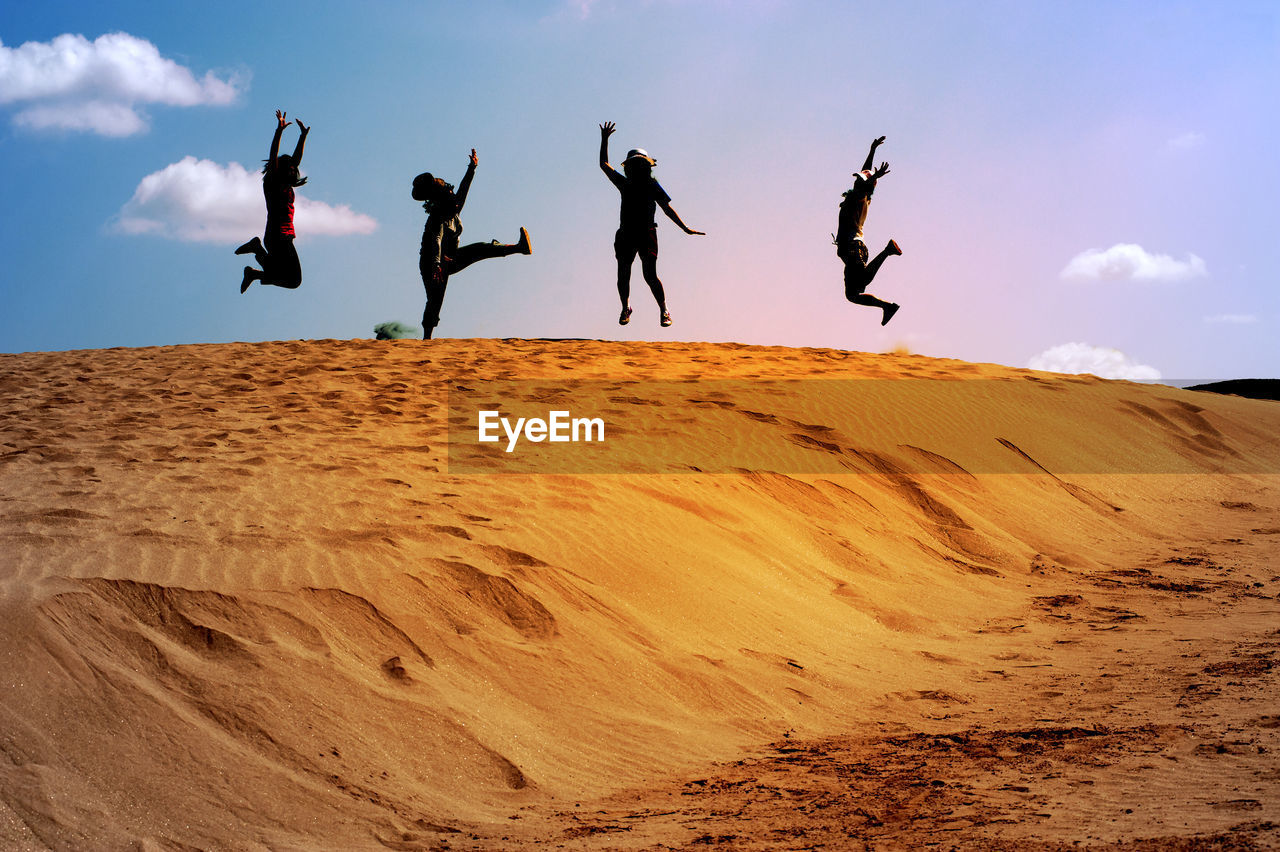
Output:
top-left (1028, 343), bottom-right (1161, 381)
top-left (1060, 243), bottom-right (1206, 283)
top-left (114, 156), bottom-right (377, 243)
top-left (1204, 313), bottom-right (1258, 325)
top-left (0, 32), bottom-right (242, 136)
top-left (13, 99), bottom-right (147, 136)
top-left (296, 197), bottom-right (380, 238)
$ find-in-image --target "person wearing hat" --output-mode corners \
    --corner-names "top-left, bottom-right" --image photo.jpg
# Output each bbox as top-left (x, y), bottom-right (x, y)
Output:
top-left (411, 148), bottom-right (532, 339)
top-left (598, 121), bottom-right (704, 327)
top-left (835, 135), bottom-right (903, 326)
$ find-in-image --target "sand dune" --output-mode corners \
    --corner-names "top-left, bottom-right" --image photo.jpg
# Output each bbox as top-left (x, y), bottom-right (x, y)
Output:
top-left (1, 338), bottom-right (1278, 850)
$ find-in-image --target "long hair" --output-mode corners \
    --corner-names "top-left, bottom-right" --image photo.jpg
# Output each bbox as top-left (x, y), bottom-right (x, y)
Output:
top-left (262, 154), bottom-right (307, 187)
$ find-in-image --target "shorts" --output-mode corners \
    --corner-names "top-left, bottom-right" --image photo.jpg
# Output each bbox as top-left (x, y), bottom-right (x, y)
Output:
top-left (836, 238), bottom-right (869, 294)
top-left (835, 237), bottom-right (868, 268)
top-left (615, 226), bottom-right (658, 263)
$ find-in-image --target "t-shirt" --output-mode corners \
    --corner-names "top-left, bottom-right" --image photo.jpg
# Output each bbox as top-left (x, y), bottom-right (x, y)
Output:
top-left (607, 169), bottom-right (670, 232)
top-left (264, 173), bottom-right (296, 238)
top-left (836, 170), bottom-right (875, 242)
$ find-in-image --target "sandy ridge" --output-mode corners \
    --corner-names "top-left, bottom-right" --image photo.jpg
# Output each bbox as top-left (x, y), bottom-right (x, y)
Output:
top-left (1, 338), bottom-right (1278, 850)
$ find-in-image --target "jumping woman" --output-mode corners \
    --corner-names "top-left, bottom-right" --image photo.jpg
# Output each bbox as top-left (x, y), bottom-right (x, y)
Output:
top-left (237, 109), bottom-right (309, 293)
top-left (598, 121), bottom-right (704, 328)
top-left (412, 148), bottom-right (531, 339)
top-left (835, 135), bottom-right (903, 325)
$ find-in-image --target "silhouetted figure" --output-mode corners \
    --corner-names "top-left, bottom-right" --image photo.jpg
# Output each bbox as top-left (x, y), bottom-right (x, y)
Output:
top-left (412, 149), bottom-right (531, 339)
top-left (835, 135), bottom-right (902, 325)
top-left (598, 122), bottom-right (704, 328)
top-left (236, 110), bottom-right (309, 293)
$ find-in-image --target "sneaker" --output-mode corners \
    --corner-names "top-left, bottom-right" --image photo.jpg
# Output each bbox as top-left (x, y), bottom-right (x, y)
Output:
top-left (240, 266), bottom-right (256, 294)
top-left (235, 237), bottom-right (263, 256)
top-left (516, 227), bottom-right (532, 255)
top-left (660, 310), bottom-right (673, 327)
top-left (881, 303), bottom-right (900, 326)
top-left (619, 306), bottom-right (633, 325)
top-left (887, 239), bottom-right (902, 256)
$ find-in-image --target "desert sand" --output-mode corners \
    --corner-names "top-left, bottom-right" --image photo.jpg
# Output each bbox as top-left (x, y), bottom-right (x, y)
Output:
top-left (1, 337), bottom-right (1277, 851)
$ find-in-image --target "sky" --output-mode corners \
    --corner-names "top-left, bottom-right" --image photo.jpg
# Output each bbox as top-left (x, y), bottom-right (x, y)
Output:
top-left (1, 0), bottom-right (1276, 381)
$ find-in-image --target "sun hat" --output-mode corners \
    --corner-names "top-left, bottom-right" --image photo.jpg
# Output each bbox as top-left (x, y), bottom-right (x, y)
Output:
top-left (623, 148), bottom-right (656, 167)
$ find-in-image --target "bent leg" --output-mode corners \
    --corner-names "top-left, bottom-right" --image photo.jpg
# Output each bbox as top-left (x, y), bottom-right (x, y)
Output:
top-left (861, 241), bottom-right (899, 289)
top-left (841, 240), bottom-right (895, 300)
top-left (848, 289), bottom-right (899, 325)
top-left (848, 292), bottom-right (893, 310)
top-left (261, 233), bottom-right (302, 289)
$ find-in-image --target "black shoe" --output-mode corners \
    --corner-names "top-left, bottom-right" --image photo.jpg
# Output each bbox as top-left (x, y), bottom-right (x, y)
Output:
top-left (881, 303), bottom-right (899, 326)
top-left (235, 237), bottom-right (263, 256)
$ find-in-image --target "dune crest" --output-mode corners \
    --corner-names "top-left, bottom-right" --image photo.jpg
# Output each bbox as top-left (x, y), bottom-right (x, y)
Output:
top-left (2, 338), bottom-right (1278, 849)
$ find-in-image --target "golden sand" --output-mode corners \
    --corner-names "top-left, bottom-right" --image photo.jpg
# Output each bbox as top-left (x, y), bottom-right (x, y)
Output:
top-left (1, 338), bottom-right (1277, 849)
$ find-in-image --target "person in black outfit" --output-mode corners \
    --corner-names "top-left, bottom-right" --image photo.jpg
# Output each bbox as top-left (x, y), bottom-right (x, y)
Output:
top-left (412, 149), bottom-right (532, 339)
top-left (236, 109), bottom-right (309, 293)
top-left (598, 122), bottom-right (704, 327)
top-left (834, 135), bottom-right (902, 325)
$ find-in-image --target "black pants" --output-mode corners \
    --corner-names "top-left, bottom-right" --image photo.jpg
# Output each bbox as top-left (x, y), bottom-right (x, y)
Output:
top-left (259, 231), bottom-right (302, 289)
top-left (420, 241), bottom-right (515, 336)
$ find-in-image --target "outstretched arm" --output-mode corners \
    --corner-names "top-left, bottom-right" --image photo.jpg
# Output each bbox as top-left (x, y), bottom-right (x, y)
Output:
top-left (268, 109), bottom-right (290, 170)
top-left (658, 200), bottom-right (705, 236)
top-left (861, 135), bottom-right (885, 173)
top-left (455, 148), bottom-right (478, 214)
top-left (599, 122), bottom-right (617, 176)
top-left (291, 119), bottom-right (310, 165)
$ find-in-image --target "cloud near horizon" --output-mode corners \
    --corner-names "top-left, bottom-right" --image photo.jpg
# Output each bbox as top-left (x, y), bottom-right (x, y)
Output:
top-left (1028, 342), bottom-right (1161, 381)
top-left (1060, 243), bottom-right (1206, 283)
top-left (114, 156), bottom-right (378, 243)
top-left (0, 32), bottom-right (242, 136)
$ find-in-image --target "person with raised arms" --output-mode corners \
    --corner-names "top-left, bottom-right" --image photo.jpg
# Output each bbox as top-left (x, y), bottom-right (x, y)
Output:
top-left (834, 135), bottom-right (903, 325)
top-left (598, 121), bottom-right (704, 328)
top-left (411, 149), bottom-right (532, 339)
top-left (236, 109), bottom-right (309, 293)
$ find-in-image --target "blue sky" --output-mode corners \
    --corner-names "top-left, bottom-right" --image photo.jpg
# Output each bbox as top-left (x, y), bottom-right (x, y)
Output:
top-left (1, 0), bottom-right (1275, 380)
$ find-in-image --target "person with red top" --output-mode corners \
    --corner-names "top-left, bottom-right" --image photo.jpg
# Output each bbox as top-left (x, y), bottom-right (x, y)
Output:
top-left (835, 135), bottom-right (903, 325)
top-left (236, 110), bottom-right (309, 293)
top-left (598, 121), bottom-right (704, 328)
